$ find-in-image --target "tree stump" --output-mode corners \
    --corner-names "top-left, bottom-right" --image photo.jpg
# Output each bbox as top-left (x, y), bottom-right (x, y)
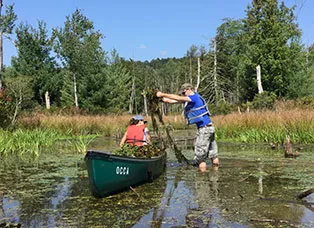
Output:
top-left (284, 136), bottom-right (299, 158)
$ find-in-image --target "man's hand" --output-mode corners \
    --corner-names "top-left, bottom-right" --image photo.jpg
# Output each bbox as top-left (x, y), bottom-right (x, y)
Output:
top-left (156, 91), bottom-right (163, 97)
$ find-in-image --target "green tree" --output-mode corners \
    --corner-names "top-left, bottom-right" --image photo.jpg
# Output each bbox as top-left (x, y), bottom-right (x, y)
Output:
top-left (12, 21), bottom-right (60, 106)
top-left (4, 76), bottom-right (33, 125)
top-left (287, 44), bottom-right (314, 98)
top-left (53, 9), bottom-right (105, 109)
top-left (103, 50), bottom-right (132, 113)
top-left (0, 3), bottom-right (17, 89)
top-left (0, 88), bottom-right (13, 128)
top-left (242, 0), bottom-right (302, 100)
top-left (215, 18), bottom-right (246, 103)
top-left (185, 45), bottom-right (198, 84)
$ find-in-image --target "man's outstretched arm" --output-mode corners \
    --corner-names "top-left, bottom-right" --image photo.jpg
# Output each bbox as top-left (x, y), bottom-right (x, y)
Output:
top-left (157, 91), bottom-right (191, 103)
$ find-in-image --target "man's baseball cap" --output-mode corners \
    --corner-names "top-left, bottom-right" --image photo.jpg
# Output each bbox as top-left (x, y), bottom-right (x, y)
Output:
top-left (179, 83), bottom-right (194, 94)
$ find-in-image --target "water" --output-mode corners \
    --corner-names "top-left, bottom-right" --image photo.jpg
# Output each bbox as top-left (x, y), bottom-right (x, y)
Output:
top-left (1, 136), bottom-right (314, 227)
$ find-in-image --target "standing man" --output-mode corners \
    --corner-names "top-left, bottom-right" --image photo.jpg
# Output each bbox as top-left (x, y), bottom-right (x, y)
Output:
top-left (156, 83), bottom-right (219, 171)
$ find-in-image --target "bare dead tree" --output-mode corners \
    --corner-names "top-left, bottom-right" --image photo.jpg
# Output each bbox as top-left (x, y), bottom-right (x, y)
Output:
top-left (195, 57), bottom-right (200, 92)
top-left (256, 65), bottom-right (263, 94)
top-left (0, 0), bottom-right (3, 90)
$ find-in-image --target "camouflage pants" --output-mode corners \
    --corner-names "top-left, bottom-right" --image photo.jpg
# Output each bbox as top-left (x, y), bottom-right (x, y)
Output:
top-left (194, 125), bottom-right (218, 163)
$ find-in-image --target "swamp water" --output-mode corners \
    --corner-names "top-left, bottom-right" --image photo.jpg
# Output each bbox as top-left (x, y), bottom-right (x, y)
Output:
top-left (1, 135), bottom-right (314, 228)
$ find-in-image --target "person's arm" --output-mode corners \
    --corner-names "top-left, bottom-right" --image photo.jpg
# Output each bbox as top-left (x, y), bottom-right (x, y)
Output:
top-left (146, 132), bottom-right (152, 144)
top-left (157, 91), bottom-right (191, 103)
top-left (162, 97), bottom-right (179, 104)
top-left (119, 131), bottom-right (127, 147)
top-left (144, 127), bottom-right (152, 144)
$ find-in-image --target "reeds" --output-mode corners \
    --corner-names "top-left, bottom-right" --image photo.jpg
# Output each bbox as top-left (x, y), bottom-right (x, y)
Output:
top-left (19, 114), bottom-right (133, 136)
top-left (214, 109), bottom-right (314, 144)
top-left (0, 129), bottom-right (65, 157)
top-left (12, 108), bottom-right (314, 154)
top-left (67, 135), bottom-right (97, 154)
top-left (18, 114), bottom-right (188, 135)
top-left (1, 115), bottom-right (187, 158)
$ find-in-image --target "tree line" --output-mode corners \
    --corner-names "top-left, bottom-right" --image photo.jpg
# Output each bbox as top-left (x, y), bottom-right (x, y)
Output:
top-left (0, 0), bottom-right (314, 128)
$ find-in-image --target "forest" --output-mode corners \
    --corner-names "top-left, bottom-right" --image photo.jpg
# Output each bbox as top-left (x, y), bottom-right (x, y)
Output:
top-left (1, 0), bottom-right (314, 129)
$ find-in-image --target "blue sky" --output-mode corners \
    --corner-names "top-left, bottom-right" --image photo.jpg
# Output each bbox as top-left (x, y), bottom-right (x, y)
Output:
top-left (2, 0), bottom-right (314, 66)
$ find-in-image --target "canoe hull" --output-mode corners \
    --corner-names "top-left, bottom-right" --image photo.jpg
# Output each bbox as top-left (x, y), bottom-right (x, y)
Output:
top-left (85, 150), bottom-right (166, 197)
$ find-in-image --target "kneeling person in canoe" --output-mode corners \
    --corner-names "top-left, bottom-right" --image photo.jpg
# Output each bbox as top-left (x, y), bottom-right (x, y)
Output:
top-left (120, 115), bottom-right (152, 147)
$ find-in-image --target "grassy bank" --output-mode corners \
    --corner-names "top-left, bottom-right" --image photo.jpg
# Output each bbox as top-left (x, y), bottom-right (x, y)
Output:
top-left (2, 108), bottom-right (313, 158)
top-left (214, 109), bottom-right (314, 144)
top-left (18, 108), bottom-right (314, 144)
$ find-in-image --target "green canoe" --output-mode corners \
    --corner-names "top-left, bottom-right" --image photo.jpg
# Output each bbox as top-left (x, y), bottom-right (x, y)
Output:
top-left (85, 150), bottom-right (166, 197)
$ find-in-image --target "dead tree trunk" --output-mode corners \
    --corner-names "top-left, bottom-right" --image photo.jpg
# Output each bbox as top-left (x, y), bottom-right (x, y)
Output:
top-left (11, 87), bottom-right (22, 126)
top-left (45, 91), bottom-right (50, 110)
top-left (189, 55), bottom-right (192, 84)
top-left (129, 77), bottom-right (135, 114)
top-left (213, 38), bottom-right (218, 104)
top-left (284, 135), bottom-right (299, 158)
top-left (256, 65), bottom-right (263, 94)
top-left (0, 0), bottom-right (3, 89)
top-left (0, 31), bottom-right (3, 90)
top-left (143, 92), bottom-right (148, 116)
top-left (73, 72), bottom-right (79, 108)
top-left (195, 57), bottom-right (200, 92)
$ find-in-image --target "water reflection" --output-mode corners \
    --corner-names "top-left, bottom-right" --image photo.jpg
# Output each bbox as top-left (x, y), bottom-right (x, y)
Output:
top-left (0, 197), bottom-right (20, 225)
top-left (0, 136), bottom-right (314, 227)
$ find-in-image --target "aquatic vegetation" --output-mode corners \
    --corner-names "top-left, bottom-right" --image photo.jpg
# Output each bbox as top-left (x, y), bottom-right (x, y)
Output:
top-left (0, 129), bottom-right (64, 158)
top-left (67, 135), bottom-right (97, 154)
top-left (1, 142), bottom-right (314, 227)
top-left (113, 143), bottom-right (165, 158)
top-left (0, 128), bottom-right (94, 159)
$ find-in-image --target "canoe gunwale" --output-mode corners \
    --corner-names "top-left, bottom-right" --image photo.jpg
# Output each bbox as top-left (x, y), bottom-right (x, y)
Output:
top-left (85, 150), bottom-right (166, 162)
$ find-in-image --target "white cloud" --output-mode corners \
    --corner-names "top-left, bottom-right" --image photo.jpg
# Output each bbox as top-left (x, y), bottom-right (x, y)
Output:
top-left (160, 50), bottom-right (168, 56)
top-left (139, 44), bottom-right (147, 49)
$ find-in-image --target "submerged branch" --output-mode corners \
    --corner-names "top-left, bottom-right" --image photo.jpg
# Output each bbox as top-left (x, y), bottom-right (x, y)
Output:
top-left (297, 188), bottom-right (314, 200)
top-left (130, 186), bottom-right (140, 198)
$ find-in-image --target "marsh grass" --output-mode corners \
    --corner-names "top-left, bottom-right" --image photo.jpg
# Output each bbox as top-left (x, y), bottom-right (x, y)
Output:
top-left (2, 115), bottom-right (182, 158)
top-left (15, 108), bottom-right (314, 148)
top-left (67, 135), bottom-right (97, 154)
top-left (214, 109), bottom-right (314, 144)
top-left (0, 129), bottom-right (66, 158)
top-left (24, 114), bottom-right (132, 136)
top-left (19, 114), bottom-right (188, 135)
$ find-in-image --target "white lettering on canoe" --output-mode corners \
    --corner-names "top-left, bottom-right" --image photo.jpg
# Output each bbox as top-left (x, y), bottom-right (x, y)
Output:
top-left (116, 166), bottom-right (129, 175)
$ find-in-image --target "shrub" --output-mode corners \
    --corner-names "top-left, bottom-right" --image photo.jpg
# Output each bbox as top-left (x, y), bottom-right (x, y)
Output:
top-left (209, 101), bottom-right (234, 115)
top-left (296, 96), bottom-right (314, 108)
top-left (0, 89), bottom-right (14, 128)
top-left (252, 91), bottom-right (277, 110)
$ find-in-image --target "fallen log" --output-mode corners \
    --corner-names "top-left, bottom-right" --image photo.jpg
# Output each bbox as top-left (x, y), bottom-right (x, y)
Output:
top-left (297, 188), bottom-right (314, 200)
